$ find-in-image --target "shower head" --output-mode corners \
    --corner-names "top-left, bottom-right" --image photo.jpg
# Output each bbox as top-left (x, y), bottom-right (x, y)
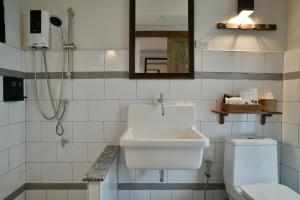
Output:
top-left (50, 16), bottom-right (62, 27)
top-left (50, 16), bottom-right (65, 46)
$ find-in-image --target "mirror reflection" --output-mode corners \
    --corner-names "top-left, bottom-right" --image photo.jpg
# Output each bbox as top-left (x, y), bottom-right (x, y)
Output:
top-left (135, 0), bottom-right (189, 74)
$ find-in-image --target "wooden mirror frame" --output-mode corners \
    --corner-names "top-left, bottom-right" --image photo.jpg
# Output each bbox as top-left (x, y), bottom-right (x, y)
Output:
top-left (129, 0), bottom-right (194, 79)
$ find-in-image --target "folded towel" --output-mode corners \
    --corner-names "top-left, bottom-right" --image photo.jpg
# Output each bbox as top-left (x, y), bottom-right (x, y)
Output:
top-left (225, 97), bottom-right (244, 104)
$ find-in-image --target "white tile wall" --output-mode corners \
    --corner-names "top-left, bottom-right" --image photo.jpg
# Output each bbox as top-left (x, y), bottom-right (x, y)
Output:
top-left (0, 43), bottom-right (25, 200)
top-left (202, 79), bottom-right (233, 100)
top-left (282, 48), bottom-right (300, 193)
top-left (265, 52), bottom-right (284, 73)
top-left (0, 102), bottom-right (9, 126)
top-left (64, 101), bottom-right (89, 121)
top-left (57, 143), bottom-right (88, 162)
top-left (0, 150), bottom-right (9, 176)
top-left (25, 122), bottom-right (42, 142)
top-left (171, 190), bottom-right (193, 200)
top-left (43, 51), bottom-right (64, 72)
top-left (194, 50), bottom-right (202, 72)
top-left (23, 49), bottom-right (285, 200)
top-left (72, 163), bottom-right (91, 183)
top-left (281, 165), bottom-right (298, 192)
top-left (73, 79), bottom-right (104, 100)
top-left (25, 190), bottom-right (46, 200)
top-left (105, 50), bottom-right (129, 71)
top-left (135, 170), bottom-right (164, 183)
top-left (231, 122), bottom-right (263, 136)
top-left (68, 190), bottom-right (87, 200)
top-left (9, 143), bottom-right (25, 170)
top-left (282, 123), bottom-right (299, 147)
top-left (262, 122), bottom-right (282, 142)
top-left (137, 80), bottom-right (170, 100)
top-left (9, 101), bottom-right (25, 123)
top-left (26, 163), bottom-right (42, 183)
top-left (88, 100), bottom-right (120, 121)
top-left (46, 190), bottom-right (68, 200)
top-left (42, 163), bottom-right (72, 183)
top-left (39, 79), bottom-right (73, 101)
top-left (283, 79), bottom-right (299, 101)
top-left (130, 190), bottom-right (150, 200)
top-left (74, 50), bottom-right (105, 72)
top-left (0, 166), bottom-right (24, 200)
top-left (151, 190), bottom-right (171, 200)
top-left (169, 80), bottom-right (202, 99)
top-left (87, 143), bottom-right (106, 162)
top-left (202, 51), bottom-right (234, 72)
top-left (234, 52), bottom-right (265, 73)
top-left (0, 2), bottom-right (26, 200)
top-left (118, 190), bottom-right (130, 200)
top-left (201, 122), bottom-right (232, 141)
top-left (41, 122), bottom-right (73, 142)
top-left (73, 122), bottom-right (104, 142)
top-left (26, 143), bottom-right (56, 162)
top-left (0, 124), bottom-right (23, 151)
top-left (284, 49), bottom-right (300, 73)
top-left (105, 79), bottom-right (137, 99)
top-left (104, 122), bottom-right (127, 143)
top-left (167, 170), bottom-right (198, 183)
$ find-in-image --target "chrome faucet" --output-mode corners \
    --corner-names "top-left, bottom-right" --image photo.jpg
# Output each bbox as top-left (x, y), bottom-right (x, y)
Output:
top-left (158, 93), bottom-right (165, 116)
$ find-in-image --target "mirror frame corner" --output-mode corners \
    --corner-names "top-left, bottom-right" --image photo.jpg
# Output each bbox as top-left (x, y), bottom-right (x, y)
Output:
top-left (129, 0), bottom-right (194, 79)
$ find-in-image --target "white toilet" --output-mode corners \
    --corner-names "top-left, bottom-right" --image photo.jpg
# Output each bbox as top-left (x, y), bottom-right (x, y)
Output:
top-left (223, 136), bottom-right (300, 200)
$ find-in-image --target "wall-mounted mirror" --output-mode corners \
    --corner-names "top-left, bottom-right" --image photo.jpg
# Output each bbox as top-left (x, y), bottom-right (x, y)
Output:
top-left (129, 0), bottom-right (194, 79)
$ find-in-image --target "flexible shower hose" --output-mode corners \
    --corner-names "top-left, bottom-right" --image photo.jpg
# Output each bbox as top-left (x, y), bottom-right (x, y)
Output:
top-left (32, 47), bottom-right (67, 136)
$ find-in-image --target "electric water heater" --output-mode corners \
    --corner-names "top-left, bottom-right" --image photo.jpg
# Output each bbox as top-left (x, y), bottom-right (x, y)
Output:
top-left (28, 10), bottom-right (50, 48)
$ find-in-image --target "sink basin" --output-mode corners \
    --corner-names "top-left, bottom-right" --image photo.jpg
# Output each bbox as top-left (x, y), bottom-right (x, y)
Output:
top-left (120, 104), bottom-right (209, 170)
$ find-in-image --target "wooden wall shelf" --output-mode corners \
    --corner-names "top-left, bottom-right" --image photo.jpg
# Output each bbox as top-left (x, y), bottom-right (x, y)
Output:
top-left (212, 109), bottom-right (282, 125)
top-left (216, 23), bottom-right (277, 31)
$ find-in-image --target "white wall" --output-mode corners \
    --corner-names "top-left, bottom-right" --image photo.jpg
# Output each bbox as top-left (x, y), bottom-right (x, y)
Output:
top-left (0, 1), bottom-right (25, 200)
top-left (21, 0), bottom-right (129, 50)
top-left (195, 0), bottom-right (287, 51)
top-left (21, 0), bottom-right (287, 51)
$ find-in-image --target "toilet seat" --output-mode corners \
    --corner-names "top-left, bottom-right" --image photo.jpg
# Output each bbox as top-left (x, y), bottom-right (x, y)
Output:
top-left (239, 184), bottom-right (300, 200)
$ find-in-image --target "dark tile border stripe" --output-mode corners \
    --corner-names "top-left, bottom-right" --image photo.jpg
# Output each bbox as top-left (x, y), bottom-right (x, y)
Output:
top-left (196, 72), bottom-right (283, 80)
top-left (25, 183), bottom-right (87, 190)
top-left (23, 71), bottom-right (129, 79)
top-left (0, 68), bottom-right (294, 80)
top-left (3, 185), bottom-right (25, 200)
top-left (3, 182), bottom-right (225, 200)
top-left (283, 71), bottom-right (300, 80)
top-left (118, 183), bottom-right (225, 190)
top-left (0, 68), bottom-right (23, 78)
top-left (24, 71), bottom-right (283, 80)
top-left (3, 183), bottom-right (87, 200)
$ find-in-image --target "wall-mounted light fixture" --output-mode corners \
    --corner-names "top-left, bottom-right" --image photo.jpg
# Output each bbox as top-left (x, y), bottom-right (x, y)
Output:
top-left (216, 0), bottom-right (276, 31)
top-left (238, 0), bottom-right (254, 18)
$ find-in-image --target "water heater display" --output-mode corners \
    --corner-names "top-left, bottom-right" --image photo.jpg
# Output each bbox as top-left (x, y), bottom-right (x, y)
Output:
top-left (3, 77), bottom-right (25, 101)
top-left (28, 10), bottom-right (50, 48)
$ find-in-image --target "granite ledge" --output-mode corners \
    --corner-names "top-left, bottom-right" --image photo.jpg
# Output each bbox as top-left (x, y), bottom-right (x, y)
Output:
top-left (83, 145), bottom-right (119, 182)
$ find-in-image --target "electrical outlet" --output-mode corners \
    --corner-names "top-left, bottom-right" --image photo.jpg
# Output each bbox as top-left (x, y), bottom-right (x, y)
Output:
top-left (195, 40), bottom-right (209, 49)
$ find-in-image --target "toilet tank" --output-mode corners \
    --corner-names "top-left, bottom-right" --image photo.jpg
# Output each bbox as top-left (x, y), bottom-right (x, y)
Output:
top-left (223, 136), bottom-right (278, 188)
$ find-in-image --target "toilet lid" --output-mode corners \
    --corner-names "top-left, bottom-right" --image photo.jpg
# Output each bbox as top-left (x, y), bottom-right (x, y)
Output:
top-left (240, 184), bottom-right (300, 200)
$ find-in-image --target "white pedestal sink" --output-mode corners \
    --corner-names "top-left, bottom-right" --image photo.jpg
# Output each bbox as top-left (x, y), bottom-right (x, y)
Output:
top-left (120, 104), bottom-right (209, 170)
